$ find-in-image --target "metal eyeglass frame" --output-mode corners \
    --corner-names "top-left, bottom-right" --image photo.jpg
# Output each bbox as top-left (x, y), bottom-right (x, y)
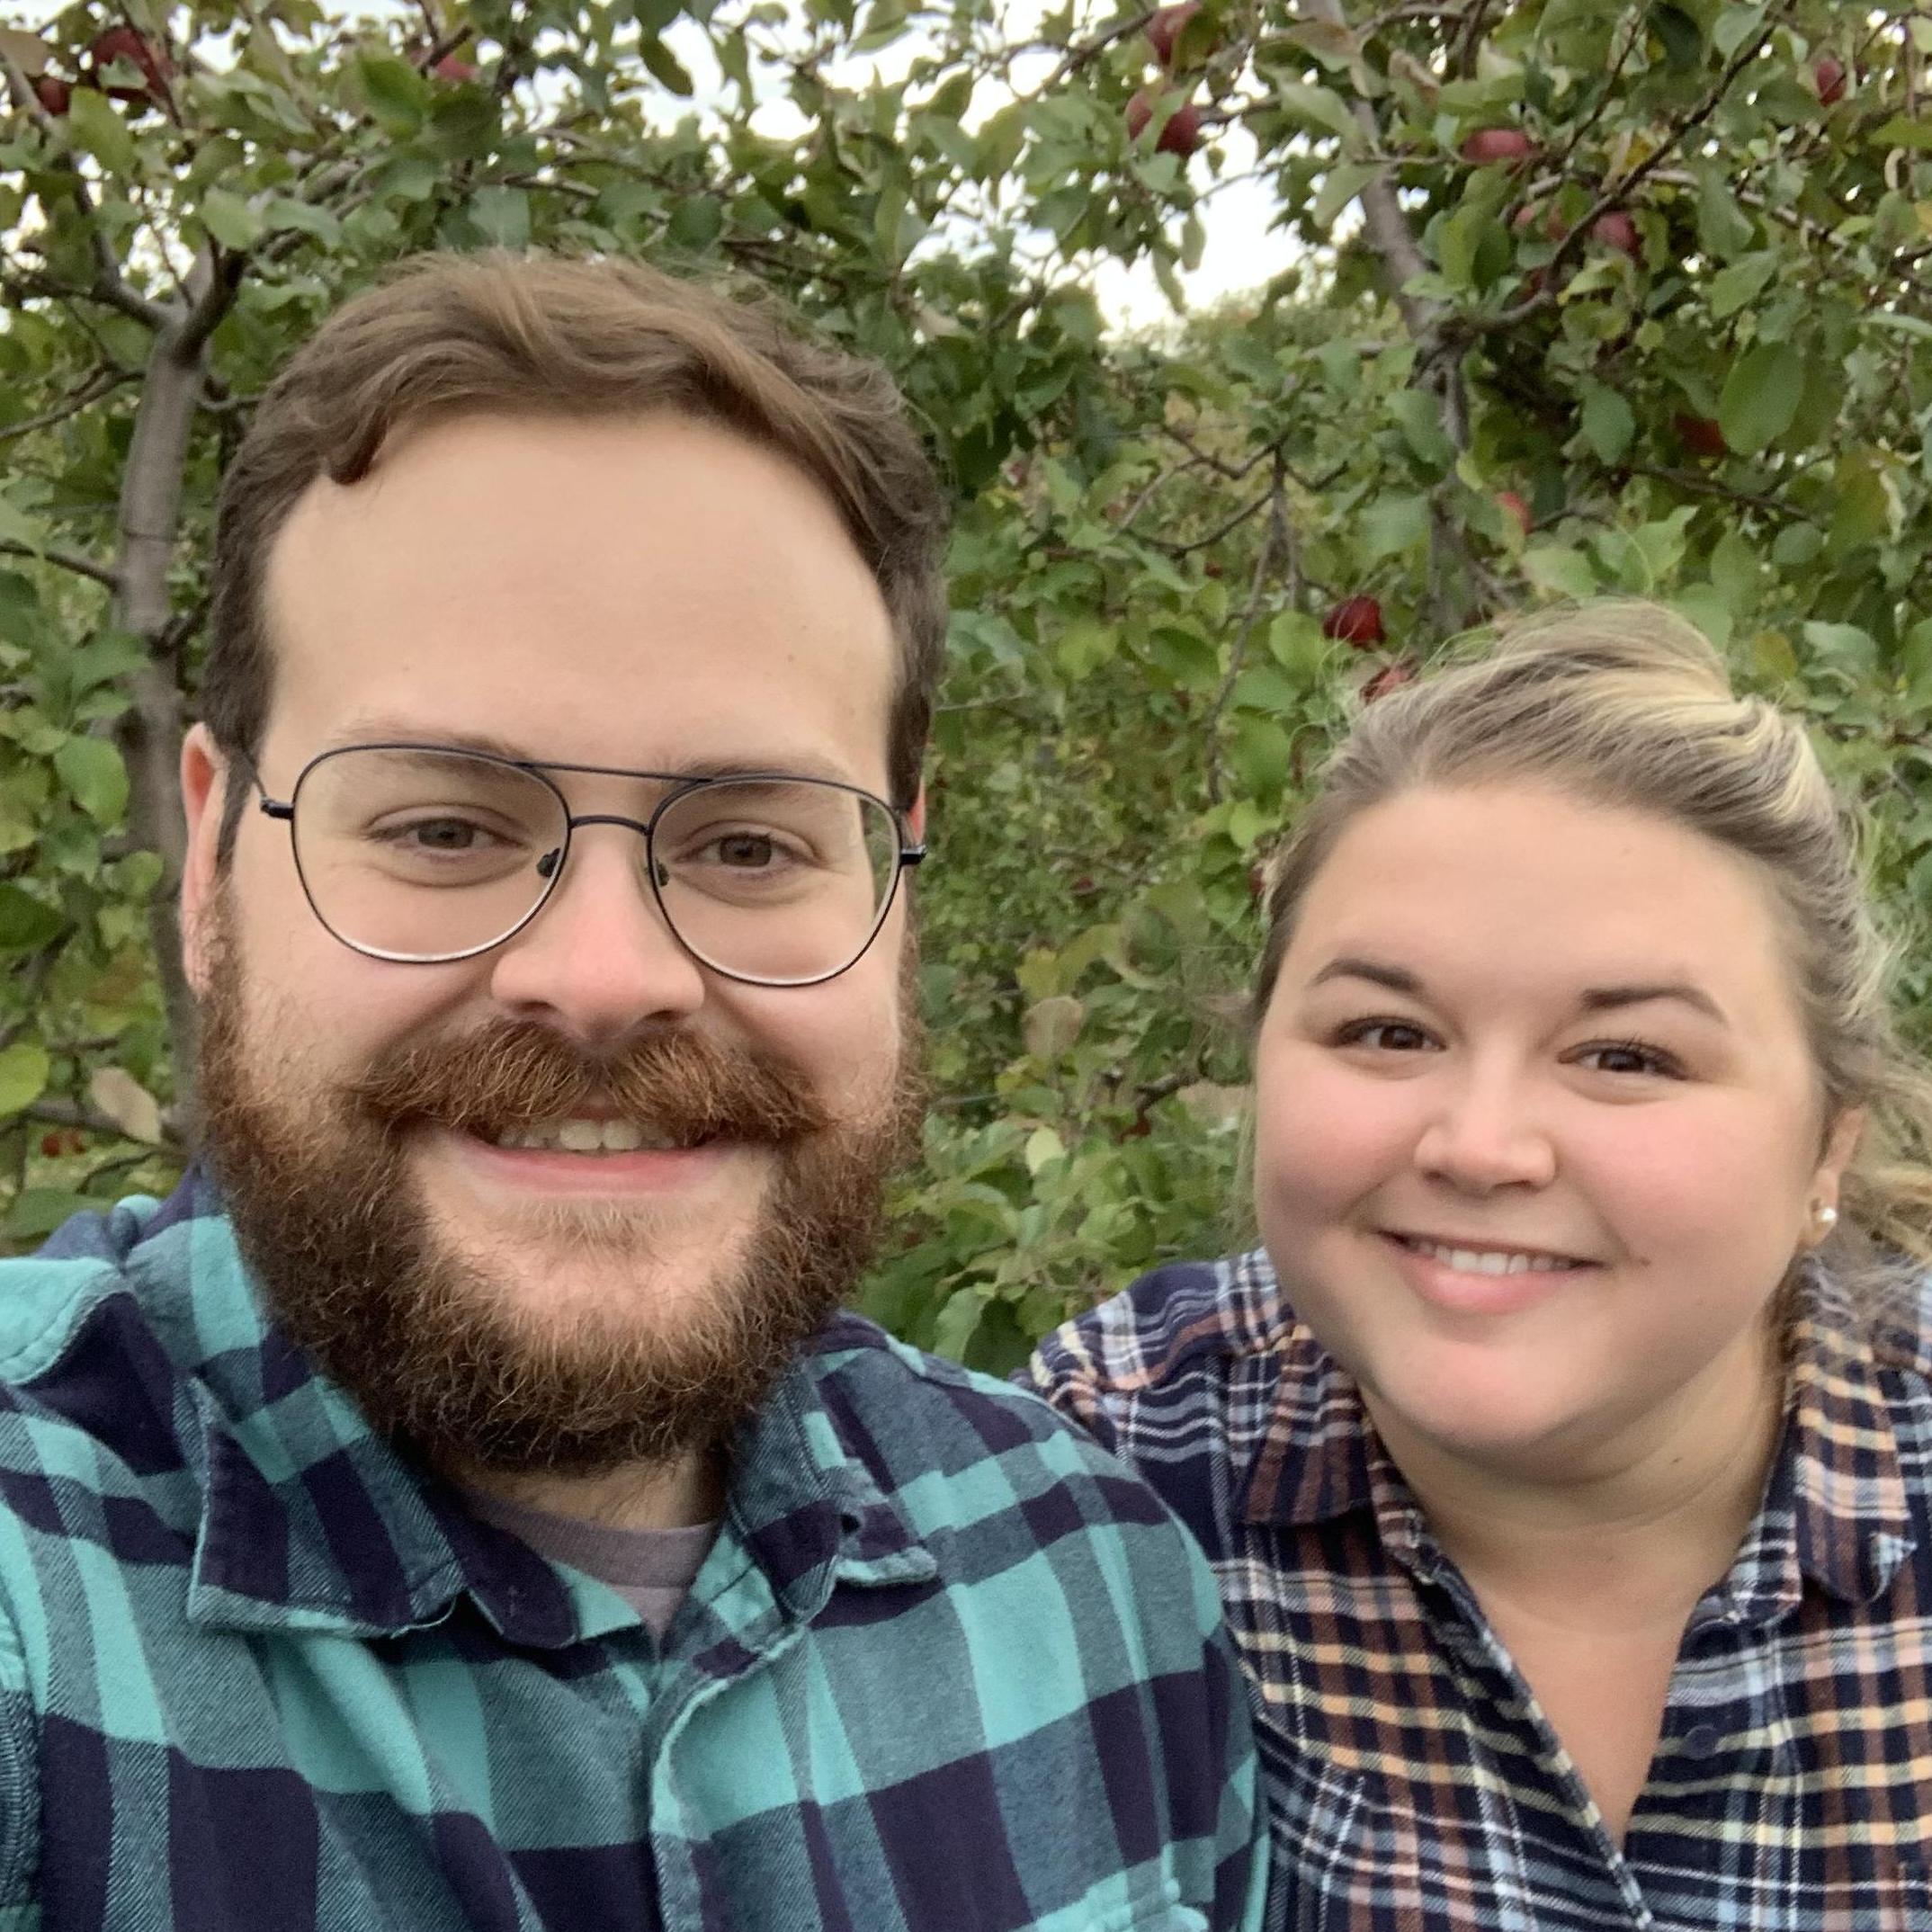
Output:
top-left (249, 740), bottom-right (926, 988)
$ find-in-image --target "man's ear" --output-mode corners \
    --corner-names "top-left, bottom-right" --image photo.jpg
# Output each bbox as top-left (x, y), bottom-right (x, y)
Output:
top-left (179, 725), bottom-right (228, 997)
top-left (906, 785), bottom-right (926, 845)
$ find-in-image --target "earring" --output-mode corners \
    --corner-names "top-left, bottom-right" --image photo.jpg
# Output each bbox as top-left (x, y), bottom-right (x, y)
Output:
top-left (1814, 1203), bottom-right (1838, 1233)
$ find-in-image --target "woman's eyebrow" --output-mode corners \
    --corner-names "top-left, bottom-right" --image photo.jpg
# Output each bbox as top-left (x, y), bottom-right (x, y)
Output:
top-left (1308, 958), bottom-right (1731, 1028)
top-left (1309, 957), bottom-right (1426, 997)
top-left (1578, 982), bottom-right (1730, 1026)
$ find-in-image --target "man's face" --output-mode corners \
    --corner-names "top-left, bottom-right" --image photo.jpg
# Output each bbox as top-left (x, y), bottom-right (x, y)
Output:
top-left (181, 411), bottom-right (922, 1474)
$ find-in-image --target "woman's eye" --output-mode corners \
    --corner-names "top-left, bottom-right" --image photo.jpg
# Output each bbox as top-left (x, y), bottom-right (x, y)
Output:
top-left (1574, 1039), bottom-right (1683, 1078)
top-left (1335, 1019), bottom-right (1434, 1052)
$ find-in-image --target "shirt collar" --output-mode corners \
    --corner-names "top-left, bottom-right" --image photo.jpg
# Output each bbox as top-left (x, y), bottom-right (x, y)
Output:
top-left (1729, 1262), bottom-right (1916, 1615)
top-left (167, 1179), bottom-right (934, 1646)
top-left (1236, 1251), bottom-right (1917, 1608)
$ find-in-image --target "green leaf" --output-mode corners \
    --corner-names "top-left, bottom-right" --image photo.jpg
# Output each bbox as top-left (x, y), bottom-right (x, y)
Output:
top-left (931, 1287), bottom-right (986, 1363)
top-left (201, 188), bottom-right (264, 250)
top-left (1708, 252), bottom-right (1778, 321)
top-left (468, 188), bottom-right (530, 249)
top-left (1522, 543), bottom-right (1597, 601)
top-left (352, 51), bottom-right (429, 136)
top-left (53, 737), bottom-right (129, 826)
top-left (1273, 82), bottom-right (1359, 145)
top-left (5, 1189), bottom-right (95, 1242)
top-left (1718, 342), bottom-right (1804, 454)
top-left (1694, 169), bottom-right (1754, 258)
top-left (1579, 385), bottom-right (1635, 464)
top-left (0, 884), bottom-right (63, 952)
top-left (1873, 118), bottom-right (1932, 152)
top-left (1311, 163), bottom-right (1381, 231)
top-left (666, 195), bottom-right (723, 251)
top-left (65, 87), bottom-right (138, 177)
top-left (638, 34), bottom-right (695, 94)
top-left (0, 1044), bottom-right (49, 1119)
top-left (1360, 493), bottom-right (1429, 559)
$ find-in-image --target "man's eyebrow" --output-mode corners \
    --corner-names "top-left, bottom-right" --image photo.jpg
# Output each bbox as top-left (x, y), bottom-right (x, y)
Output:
top-left (324, 720), bottom-right (860, 785)
top-left (1577, 982), bottom-right (1729, 1026)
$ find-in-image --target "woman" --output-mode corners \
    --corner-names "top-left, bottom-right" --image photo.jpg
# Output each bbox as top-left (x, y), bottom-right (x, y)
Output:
top-left (1029, 601), bottom-right (1932, 1929)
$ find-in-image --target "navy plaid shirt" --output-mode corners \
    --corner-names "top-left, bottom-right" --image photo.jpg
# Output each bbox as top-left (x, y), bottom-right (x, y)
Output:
top-left (0, 1174), bottom-right (1266, 1931)
top-left (1030, 1249), bottom-right (1932, 1931)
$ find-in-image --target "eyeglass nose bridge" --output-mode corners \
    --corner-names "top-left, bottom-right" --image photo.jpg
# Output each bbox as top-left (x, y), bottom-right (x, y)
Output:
top-left (532, 812), bottom-right (670, 890)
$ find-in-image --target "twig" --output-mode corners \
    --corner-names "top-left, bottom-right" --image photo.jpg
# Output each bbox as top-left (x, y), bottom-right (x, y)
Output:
top-left (1203, 452), bottom-right (1290, 804)
top-left (0, 539), bottom-right (121, 589)
top-left (0, 369), bottom-right (137, 444)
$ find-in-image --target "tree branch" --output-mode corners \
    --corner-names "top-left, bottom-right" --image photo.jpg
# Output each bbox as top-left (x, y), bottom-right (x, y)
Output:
top-left (0, 49), bottom-right (174, 332)
top-left (1297, 0), bottom-right (1439, 339)
top-left (1482, 7), bottom-right (1793, 332)
top-left (0, 538), bottom-right (121, 590)
top-left (1204, 453), bottom-right (1291, 804)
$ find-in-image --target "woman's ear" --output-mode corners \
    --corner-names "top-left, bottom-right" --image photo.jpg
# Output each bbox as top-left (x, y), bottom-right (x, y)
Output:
top-left (1808, 1105), bottom-right (1866, 1242)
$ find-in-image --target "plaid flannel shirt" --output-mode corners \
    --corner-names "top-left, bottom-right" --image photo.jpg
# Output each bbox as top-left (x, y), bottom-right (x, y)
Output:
top-left (1030, 1248), bottom-right (1932, 1932)
top-left (0, 1173), bottom-right (1266, 1932)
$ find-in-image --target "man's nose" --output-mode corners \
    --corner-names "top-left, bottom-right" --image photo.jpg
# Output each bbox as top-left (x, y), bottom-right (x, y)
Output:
top-left (485, 827), bottom-right (707, 1042)
top-left (1412, 1066), bottom-right (1557, 1194)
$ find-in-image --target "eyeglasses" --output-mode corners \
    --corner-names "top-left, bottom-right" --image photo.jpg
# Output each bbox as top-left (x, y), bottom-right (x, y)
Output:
top-left (250, 743), bottom-right (925, 988)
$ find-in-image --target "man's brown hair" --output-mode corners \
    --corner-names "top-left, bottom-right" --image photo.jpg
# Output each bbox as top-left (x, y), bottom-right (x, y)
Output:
top-left (202, 249), bottom-right (952, 850)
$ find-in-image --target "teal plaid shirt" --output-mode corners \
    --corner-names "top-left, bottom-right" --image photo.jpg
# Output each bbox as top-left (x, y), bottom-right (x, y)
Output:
top-left (0, 1175), bottom-right (1265, 1931)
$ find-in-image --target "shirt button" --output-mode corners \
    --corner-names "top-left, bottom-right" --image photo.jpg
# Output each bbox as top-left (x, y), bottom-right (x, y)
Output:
top-left (1682, 1723), bottom-right (1721, 1758)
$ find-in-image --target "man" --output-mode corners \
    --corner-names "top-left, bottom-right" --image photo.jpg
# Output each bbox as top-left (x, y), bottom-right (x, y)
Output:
top-left (0, 253), bottom-right (1264, 1930)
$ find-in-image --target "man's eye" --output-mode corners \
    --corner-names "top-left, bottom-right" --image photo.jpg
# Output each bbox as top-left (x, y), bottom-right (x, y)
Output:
top-left (1333, 1019), bottom-right (1434, 1052)
top-left (714, 832), bottom-right (777, 868)
top-left (378, 818), bottom-right (497, 851)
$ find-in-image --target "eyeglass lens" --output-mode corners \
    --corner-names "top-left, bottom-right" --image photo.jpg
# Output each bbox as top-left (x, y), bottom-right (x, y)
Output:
top-left (289, 747), bottom-right (903, 982)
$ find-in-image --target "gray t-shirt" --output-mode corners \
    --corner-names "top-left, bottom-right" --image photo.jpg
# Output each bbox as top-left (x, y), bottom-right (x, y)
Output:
top-left (461, 1489), bottom-right (718, 1641)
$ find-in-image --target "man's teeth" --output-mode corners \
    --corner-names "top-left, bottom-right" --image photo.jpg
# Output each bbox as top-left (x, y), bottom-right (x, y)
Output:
top-left (1402, 1238), bottom-right (1586, 1276)
top-left (491, 1119), bottom-right (685, 1153)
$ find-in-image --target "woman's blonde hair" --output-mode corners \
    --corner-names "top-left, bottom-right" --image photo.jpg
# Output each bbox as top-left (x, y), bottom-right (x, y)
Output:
top-left (1253, 598), bottom-right (1932, 1274)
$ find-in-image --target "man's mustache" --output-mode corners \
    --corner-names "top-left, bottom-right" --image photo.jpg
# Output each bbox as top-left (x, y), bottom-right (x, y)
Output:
top-left (343, 1019), bottom-right (833, 1147)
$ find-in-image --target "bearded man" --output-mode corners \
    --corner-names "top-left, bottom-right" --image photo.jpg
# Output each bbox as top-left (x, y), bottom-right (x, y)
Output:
top-left (0, 252), bottom-right (1265, 1932)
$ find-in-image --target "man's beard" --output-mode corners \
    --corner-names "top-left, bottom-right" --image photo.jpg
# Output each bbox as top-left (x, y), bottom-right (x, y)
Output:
top-left (195, 911), bottom-right (924, 1479)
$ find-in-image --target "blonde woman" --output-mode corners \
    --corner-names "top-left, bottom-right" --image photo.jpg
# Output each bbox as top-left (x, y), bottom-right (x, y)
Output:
top-left (1030, 602), bottom-right (1932, 1929)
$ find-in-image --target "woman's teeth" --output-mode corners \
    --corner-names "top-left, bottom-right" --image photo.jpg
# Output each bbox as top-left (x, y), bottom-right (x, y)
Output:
top-left (492, 1119), bottom-right (685, 1153)
top-left (1400, 1237), bottom-right (1587, 1276)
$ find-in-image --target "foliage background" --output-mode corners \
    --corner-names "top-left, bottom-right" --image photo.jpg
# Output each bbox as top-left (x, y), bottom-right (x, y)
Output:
top-left (2, 0), bottom-right (1928, 1373)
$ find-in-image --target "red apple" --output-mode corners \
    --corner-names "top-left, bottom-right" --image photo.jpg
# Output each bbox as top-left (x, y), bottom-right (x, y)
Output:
top-left (1591, 209), bottom-right (1639, 256)
top-left (1673, 413), bottom-right (1726, 459)
top-left (1126, 89), bottom-right (1202, 156)
top-left (31, 74), bottom-right (69, 115)
top-left (1496, 489), bottom-right (1532, 537)
top-left (1363, 658), bottom-right (1418, 704)
top-left (1814, 55), bottom-right (1847, 105)
top-left (1460, 128), bottom-right (1534, 165)
top-left (1146, 4), bottom-right (1203, 69)
top-left (1322, 595), bottom-right (1385, 648)
top-left (85, 24), bottom-right (173, 103)
top-left (431, 51), bottom-right (479, 82)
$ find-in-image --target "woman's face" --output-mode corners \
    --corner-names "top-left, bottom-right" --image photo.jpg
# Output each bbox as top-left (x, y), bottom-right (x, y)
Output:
top-left (1253, 783), bottom-right (1861, 1482)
